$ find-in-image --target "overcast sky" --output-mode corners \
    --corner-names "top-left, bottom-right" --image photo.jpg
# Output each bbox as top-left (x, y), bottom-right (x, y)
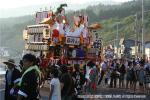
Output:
top-left (1, 0), bottom-right (132, 9)
top-left (0, 0), bottom-right (133, 18)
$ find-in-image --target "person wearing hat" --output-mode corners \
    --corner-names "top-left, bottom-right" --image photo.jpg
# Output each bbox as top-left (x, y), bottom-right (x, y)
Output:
top-left (3, 59), bottom-right (21, 100)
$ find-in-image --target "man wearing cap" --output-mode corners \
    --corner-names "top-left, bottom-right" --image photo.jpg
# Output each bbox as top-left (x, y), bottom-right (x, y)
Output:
top-left (3, 59), bottom-right (21, 100)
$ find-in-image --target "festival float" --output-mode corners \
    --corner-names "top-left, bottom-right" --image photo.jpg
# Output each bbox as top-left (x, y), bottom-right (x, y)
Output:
top-left (22, 4), bottom-right (103, 68)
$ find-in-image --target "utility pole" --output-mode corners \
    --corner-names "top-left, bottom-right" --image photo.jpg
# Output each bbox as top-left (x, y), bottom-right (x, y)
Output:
top-left (135, 14), bottom-right (138, 58)
top-left (142, 0), bottom-right (145, 58)
top-left (116, 22), bottom-right (119, 58)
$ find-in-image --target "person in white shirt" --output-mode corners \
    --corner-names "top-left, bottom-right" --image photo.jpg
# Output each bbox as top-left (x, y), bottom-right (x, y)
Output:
top-left (49, 68), bottom-right (61, 100)
top-left (98, 60), bottom-right (107, 85)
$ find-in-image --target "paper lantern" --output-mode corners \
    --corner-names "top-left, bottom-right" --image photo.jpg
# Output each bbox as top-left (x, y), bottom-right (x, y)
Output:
top-left (25, 44), bottom-right (29, 50)
top-left (43, 45), bottom-right (48, 50)
top-left (23, 30), bottom-right (28, 40)
top-left (33, 44), bottom-right (35, 50)
top-left (43, 28), bottom-right (50, 39)
top-left (30, 44), bottom-right (32, 50)
top-left (63, 19), bottom-right (66, 24)
top-left (39, 45), bottom-right (41, 50)
top-left (34, 44), bottom-right (36, 50)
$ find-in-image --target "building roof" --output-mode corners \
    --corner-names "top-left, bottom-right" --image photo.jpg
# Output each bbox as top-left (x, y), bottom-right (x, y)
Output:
top-left (122, 39), bottom-right (141, 47)
top-left (145, 41), bottom-right (150, 48)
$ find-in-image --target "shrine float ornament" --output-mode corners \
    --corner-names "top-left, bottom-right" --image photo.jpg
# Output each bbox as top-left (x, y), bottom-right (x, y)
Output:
top-left (22, 4), bottom-right (103, 68)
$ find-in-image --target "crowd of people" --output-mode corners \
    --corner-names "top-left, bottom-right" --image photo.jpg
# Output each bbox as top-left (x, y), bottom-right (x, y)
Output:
top-left (99, 58), bottom-right (150, 94)
top-left (3, 53), bottom-right (150, 100)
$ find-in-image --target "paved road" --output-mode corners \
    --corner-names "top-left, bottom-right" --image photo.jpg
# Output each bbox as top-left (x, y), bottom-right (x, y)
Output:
top-left (0, 80), bottom-right (149, 100)
top-left (95, 86), bottom-right (150, 100)
top-left (40, 83), bottom-right (150, 100)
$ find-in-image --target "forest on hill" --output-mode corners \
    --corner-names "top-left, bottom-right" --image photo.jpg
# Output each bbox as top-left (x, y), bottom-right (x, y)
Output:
top-left (0, 0), bottom-right (150, 52)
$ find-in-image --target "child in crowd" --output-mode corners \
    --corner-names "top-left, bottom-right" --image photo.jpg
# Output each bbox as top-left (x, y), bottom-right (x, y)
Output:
top-left (49, 68), bottom-right (61, 100)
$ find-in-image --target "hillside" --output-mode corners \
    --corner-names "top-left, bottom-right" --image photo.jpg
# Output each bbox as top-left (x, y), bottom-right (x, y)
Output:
top-left (0, 15), bottom-right (35, 51)
top-left (0, 0), bottom-right (150, 52)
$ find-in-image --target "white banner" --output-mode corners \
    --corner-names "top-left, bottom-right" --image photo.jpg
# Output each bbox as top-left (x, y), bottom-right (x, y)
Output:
top-left (66, 36), bottom-right (80, 45)
top-left (26, 43), bottom-right (48, 51)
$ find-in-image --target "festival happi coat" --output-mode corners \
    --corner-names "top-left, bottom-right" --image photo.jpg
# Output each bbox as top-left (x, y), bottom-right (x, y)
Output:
top-left (23, 4), bottom-right (102, 67)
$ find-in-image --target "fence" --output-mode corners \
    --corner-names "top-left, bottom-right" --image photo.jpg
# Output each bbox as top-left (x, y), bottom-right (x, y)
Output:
top-left (0, 89), bottom-right (4, 100)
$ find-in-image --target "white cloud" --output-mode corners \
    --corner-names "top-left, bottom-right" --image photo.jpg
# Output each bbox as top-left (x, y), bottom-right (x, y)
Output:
top-left (0, 0), bottom-right (59, 9)
top-left (0, 0), bottom-right (96, 9)
top-left (113, 0), bottom-right (132, 2)
top-left (0, 0), bottom-right (133, 18)
top-left (0, 0), bottom-right (132, 9)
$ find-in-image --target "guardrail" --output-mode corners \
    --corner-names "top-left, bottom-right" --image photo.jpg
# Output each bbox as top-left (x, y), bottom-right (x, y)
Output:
top-left (0, 89), bottom-right (4, 100)
top-left (0, 74), bottom-right (5, 100)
